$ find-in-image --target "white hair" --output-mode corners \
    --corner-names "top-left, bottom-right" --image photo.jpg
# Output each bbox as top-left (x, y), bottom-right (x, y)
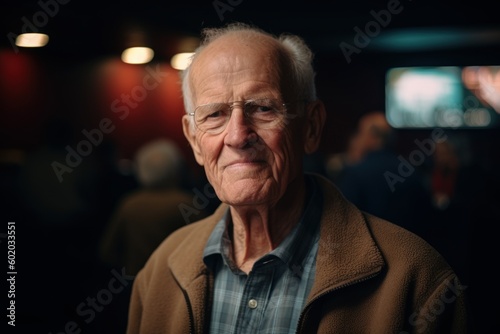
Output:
top-left (134, 139), bottom-right (183, 188)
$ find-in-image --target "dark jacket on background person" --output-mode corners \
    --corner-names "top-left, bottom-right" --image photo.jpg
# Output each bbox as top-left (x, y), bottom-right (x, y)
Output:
top-left (99, 189), bottom-right (207, 276)
top-left (127, 174), bottom-right (468, 334)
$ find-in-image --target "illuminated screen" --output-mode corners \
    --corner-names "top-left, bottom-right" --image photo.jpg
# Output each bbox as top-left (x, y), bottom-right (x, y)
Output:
top-left (386, 66), bottom-right (500, 128)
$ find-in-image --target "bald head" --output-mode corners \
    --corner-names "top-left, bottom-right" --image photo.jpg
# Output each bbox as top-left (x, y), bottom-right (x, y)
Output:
top-left (189, 30), bottom-right (290, 106)
top-left (181, 23), bottom-right (317, 115)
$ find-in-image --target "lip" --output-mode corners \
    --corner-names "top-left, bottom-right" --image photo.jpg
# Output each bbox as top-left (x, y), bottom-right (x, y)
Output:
top-left (224, 160), bottom-right (265, 169)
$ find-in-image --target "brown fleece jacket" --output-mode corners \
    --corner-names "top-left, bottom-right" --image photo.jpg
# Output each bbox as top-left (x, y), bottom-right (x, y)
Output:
top-left (127, 174), bottom-right (468, 334)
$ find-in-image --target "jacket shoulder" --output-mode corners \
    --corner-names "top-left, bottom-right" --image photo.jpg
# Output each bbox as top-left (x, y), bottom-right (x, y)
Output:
top-left (365, 212), bottom-right (456, 280)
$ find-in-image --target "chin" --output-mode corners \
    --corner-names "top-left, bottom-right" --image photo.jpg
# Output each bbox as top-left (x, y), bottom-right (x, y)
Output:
top-left (219, 181), bottom-right (274, 206)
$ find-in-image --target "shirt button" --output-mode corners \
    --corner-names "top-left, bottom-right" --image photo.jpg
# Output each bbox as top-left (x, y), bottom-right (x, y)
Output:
top-left (248, 299), bottom-right (258, 309)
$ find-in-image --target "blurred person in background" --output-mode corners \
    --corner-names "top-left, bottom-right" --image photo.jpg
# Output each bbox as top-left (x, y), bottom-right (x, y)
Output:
top-left (99, 138), bottom-right (209, 276)
top-left (333, 111), bottom-right (432, 234)
top-left (325, 111), bottom-right (395, 182)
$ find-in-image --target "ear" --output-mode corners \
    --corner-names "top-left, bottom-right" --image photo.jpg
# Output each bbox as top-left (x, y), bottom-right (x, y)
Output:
top-left (182, 115), bottom-right (204, 166)
top-left (303, 100), bottom-right (327, 154)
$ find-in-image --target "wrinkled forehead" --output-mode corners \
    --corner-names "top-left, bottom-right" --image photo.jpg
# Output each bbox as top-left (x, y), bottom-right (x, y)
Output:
top-left (189, 32), bottom-right (292, 101)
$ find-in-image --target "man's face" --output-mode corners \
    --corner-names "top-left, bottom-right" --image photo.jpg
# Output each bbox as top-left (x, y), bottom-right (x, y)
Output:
top-left (182, 33), bottom-right (309, 208)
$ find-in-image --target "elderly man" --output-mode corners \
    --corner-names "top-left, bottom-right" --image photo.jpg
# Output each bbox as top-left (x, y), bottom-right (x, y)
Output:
top-left (127, 23), bottom-right (468, 334)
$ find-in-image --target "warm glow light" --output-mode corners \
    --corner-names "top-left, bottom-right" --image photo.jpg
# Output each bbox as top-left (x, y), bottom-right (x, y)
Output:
top-left (15, 33), bottom-right (49, 47)
top-left (121, 47), bottom-right (154, 64)
top-left (170, 52), bottom-right (194, 70)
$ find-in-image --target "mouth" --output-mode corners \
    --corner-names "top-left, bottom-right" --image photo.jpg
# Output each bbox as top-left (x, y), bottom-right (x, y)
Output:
top-left (224, 160), bottom-right (266, 169)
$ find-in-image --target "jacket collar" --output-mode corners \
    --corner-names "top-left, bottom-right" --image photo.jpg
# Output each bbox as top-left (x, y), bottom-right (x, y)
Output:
top-left (166, 205), bottom-right (227, 334)
top-left (307, 175), bottom-right (385, 302)
top-left (168, 204), bottom-right (227, 289)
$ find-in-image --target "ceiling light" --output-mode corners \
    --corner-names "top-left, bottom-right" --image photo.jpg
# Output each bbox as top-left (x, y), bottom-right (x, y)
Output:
top-left (170, 52), bottom-right (194, 70)
top-left (15, 33), bottom-right (49, 47)
top-left (121, 47), bottom-right (154, 64)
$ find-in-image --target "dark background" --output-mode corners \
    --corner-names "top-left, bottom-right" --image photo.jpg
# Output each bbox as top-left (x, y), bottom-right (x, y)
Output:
top-left (1, 0), bottom-right (499, 333)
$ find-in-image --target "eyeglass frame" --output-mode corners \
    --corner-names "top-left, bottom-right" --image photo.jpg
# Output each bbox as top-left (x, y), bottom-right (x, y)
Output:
top-left (187, 98), bottom-right (296, 134)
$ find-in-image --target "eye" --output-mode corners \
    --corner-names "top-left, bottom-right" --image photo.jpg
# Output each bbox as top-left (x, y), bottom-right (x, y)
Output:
top-left (256, 105), bottom-right (273, 112)
top-left (207, 110), bottom-right (224, 118)
top-left (246, 100), bottom-right (275, 113)
top-left (198, 103), bottom-right (229, 122)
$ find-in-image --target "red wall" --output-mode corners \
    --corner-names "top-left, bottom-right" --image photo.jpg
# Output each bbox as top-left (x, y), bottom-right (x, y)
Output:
top-left (0, 50), bottom-right (201, 173)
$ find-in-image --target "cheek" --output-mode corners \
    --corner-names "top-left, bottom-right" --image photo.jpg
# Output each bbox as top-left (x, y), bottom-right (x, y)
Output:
top-left (267, 129), bottom-right (303, 175)
top-left (197, 135), bottom-right (223, 176)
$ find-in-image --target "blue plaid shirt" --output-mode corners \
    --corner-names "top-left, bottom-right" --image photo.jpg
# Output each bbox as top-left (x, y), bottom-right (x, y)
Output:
top-left (203, 175), bottom-right (323, 334)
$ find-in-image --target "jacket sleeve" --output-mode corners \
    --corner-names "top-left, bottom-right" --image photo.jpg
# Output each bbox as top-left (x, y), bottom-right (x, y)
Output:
top-left (407, 275), bottom-right (469, 333)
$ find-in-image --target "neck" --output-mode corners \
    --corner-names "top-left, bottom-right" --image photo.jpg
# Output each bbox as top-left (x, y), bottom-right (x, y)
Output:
top-left (229, 176), bottom-right (307, 273)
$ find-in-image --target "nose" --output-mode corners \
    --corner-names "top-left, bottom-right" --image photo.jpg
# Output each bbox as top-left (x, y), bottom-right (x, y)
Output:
top-left (223, 105), bottom-right (258, 149)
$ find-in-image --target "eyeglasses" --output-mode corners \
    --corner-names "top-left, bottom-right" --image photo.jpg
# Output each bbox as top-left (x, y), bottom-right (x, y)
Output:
top-left (188, 98), bottom-right (289, 134)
